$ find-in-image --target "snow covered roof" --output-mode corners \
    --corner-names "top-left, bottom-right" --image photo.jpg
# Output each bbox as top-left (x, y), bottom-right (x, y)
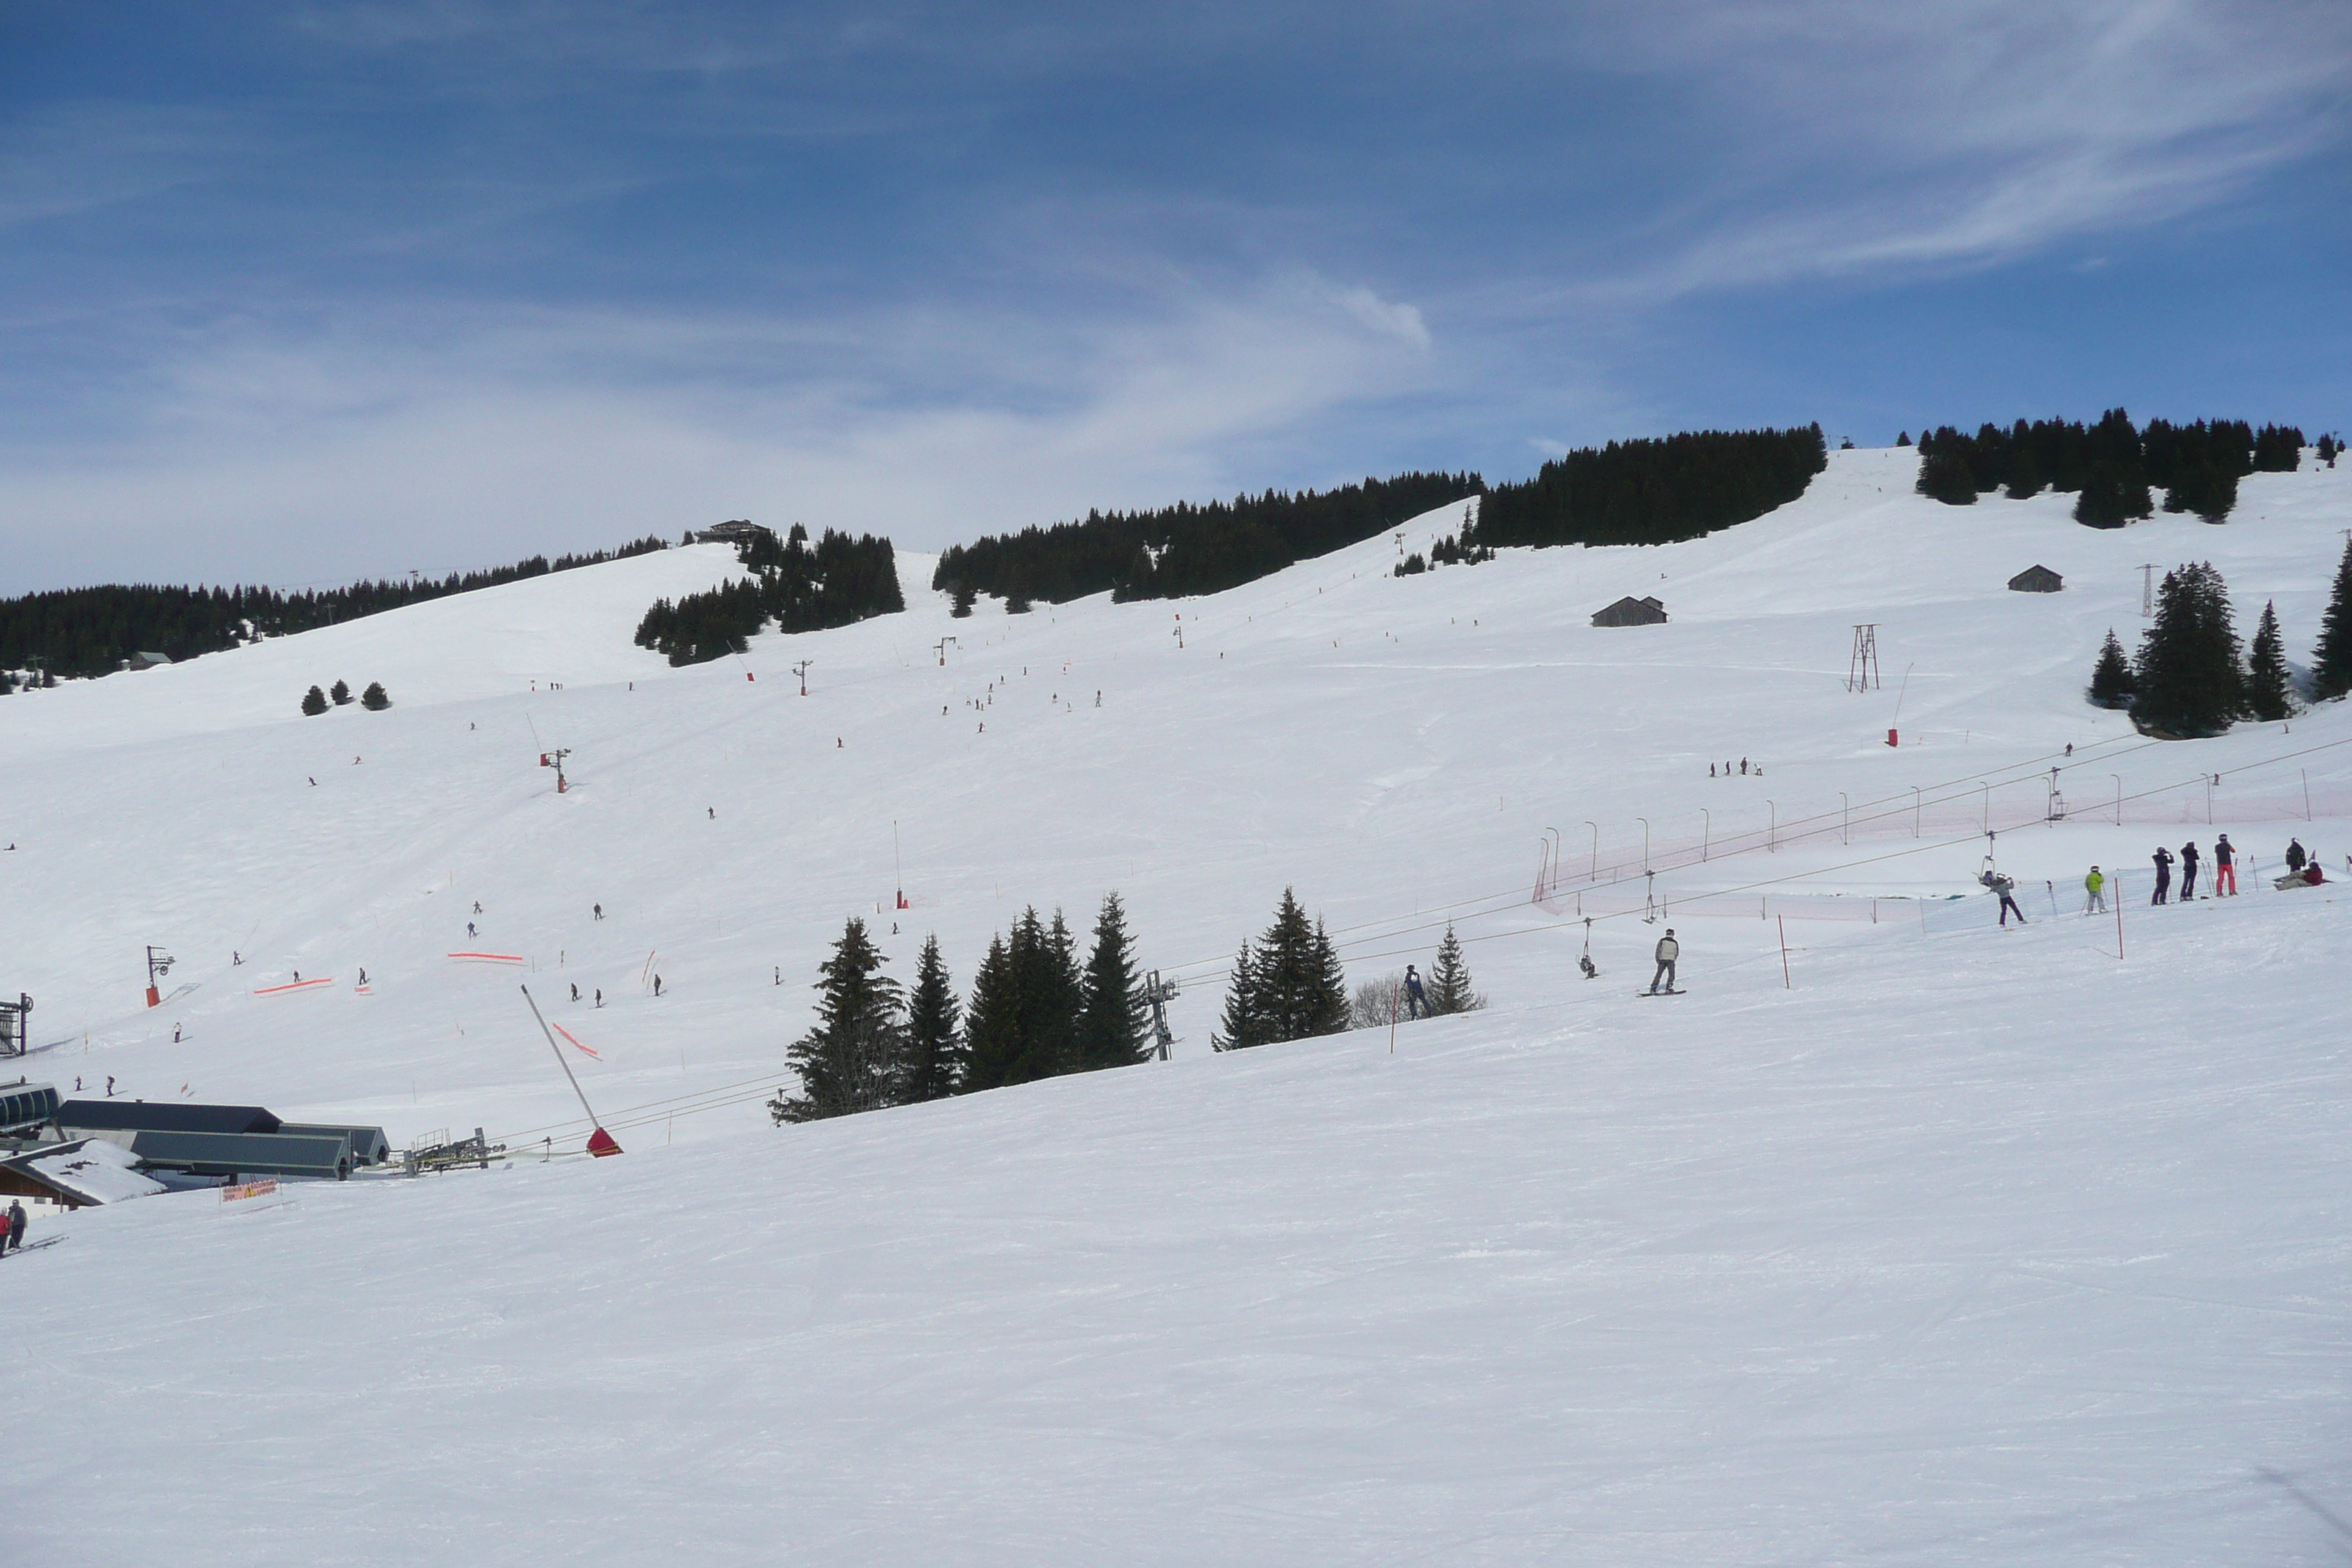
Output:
top-left (4, 1139), bottom-right (165, 1206)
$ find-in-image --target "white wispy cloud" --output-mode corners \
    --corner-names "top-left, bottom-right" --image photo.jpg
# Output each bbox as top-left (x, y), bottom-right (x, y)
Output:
top-left (0, 276), bottom-right (1446, 591)
top-left (1566, 0), bottom-right (2352, 296)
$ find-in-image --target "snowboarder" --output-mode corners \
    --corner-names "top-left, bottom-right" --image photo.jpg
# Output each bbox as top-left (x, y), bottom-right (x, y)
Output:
top-left (1403, 965), bottom-right (1429, 1019)
top-left (2084, 866), bottom-right (2106, 914)
top-left (2213, 834), bottom-right (2237, 896)
top-left (2179, 840), bottom-right (2201, 901)
top-left (4, 1199), bottom-right (22, 1254)
top-left (2151, 845), bottom-right (2173, 904)
top-left (1988, 872), bottom-right (2027, 927)
top-left (1648, 930), bottom-right (1679, 994)
top-left (2285, 839), bottom-right (2307, 875)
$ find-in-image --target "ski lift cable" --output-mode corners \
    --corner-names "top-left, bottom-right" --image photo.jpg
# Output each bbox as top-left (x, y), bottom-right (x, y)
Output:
top-left (1158, 731), bottom-right (2241, 981)
top-left (498, 733), bottom-right (2352, 1145)
top-left (1162, 731), bottom-right (2352, 985)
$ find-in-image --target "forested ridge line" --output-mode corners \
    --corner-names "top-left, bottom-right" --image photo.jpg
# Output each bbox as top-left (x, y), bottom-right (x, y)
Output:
top-left (0, 536), bottom-right (671, 681)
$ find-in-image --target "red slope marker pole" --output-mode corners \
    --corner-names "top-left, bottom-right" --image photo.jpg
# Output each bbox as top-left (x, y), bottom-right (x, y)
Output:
top-left (521, 984), bottom-right (620, 1156)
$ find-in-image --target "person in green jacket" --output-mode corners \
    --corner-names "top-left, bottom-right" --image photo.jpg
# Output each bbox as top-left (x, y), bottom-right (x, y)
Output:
top-left (2084, 865), bottom-right (2106, 914)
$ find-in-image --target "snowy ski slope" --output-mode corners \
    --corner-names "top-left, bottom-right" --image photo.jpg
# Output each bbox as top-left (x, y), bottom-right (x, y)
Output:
top-left (2, 445), bottom-right (2348, 1563)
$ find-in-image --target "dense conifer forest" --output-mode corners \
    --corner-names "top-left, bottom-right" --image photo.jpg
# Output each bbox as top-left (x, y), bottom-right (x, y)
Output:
top-left (634, 524), bottom-right (903, 666)
top-left (1463, 425), bottom-right (1829, 551)
top-left (1912, 412), bottom-right (2309, 525)
top-left (930, 472), bottom-right (1482, 608)
top-left (0, 537), bottom-right (669, 680)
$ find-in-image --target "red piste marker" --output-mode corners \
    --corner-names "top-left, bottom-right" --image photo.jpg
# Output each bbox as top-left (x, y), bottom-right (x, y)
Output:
top-left (520, 984), bottom-right (621, 1158)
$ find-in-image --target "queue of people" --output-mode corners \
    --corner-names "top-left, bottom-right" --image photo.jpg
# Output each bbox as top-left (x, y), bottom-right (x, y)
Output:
top-left (2141, 834), bottom-right (2321, 908)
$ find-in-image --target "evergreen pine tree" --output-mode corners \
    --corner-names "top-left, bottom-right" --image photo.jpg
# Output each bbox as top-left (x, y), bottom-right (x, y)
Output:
top-left (901, 934), bottom-right (964, 1101)
top-left (770, 916), bottom-right (905, 1122)
top-left (960, 933), bottom-right (1019, 1089)
top-left (2311, 538), bottom-right (2352, 701)
top-left (2087, 629), bottom-right (2136, 709)
top-left (2073, 460), bottom-right (2154, 528)
top-left (960, 908), bottom-right (1083, 1088)
top-left (1428, 926), bottom-right (1485, 1014)
top-left (2245, 600), bottom-right (2293, 721)
top-left (361, 681), bottom-right (391, 710)
top-left (1915, 449), bottom-right (1978, 505)
top-left (1308, 919), bottom-right (1349, 1035)
top-left (329, 678), bottom-right (353, 705)
top-left (951, 583), bottom-right (976, 618)
top-left (1214, 939), bottom-right (1263, 1050)
top-left (1219, 891), bottom-right (1347, 1047)
top-left (2130, 562), bottom-right (2245, 738)
top-left (2002, 448), bottom-right (2043, 500)
top-left (1895, 431), bottom-right (1911, 447)
top-left (301, 685), bottom-right (328, 716)
top-left (1074, 892), bottom-right (1149, 1071)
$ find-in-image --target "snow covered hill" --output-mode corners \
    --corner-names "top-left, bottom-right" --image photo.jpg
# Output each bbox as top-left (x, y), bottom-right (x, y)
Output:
top-left (4, 446), bottom-right (2349, 1563)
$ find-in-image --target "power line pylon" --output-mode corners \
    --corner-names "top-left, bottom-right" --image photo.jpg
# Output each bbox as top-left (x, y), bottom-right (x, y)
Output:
top-left (1847, 625), bottom-right (1880, 693)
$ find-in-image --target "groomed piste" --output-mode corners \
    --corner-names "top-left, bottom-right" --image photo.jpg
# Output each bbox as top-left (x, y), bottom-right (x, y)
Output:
top-left (1, 445), bottom-right (2348, 1563)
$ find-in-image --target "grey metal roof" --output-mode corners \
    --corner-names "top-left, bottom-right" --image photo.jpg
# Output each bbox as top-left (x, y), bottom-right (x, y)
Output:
top-left (122, 1130), bottom-right (351, 1180)
top-left (56, 1099), bottom-right (281, 1136)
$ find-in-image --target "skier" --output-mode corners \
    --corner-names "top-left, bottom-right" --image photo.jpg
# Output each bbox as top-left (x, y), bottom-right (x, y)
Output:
top-left (1709, 763), bottom-right (1716, 777)
top-left (2151, 845), bottom-right (2173, 904)
top-left (570, 983), bottom-right (579, 1003)
top-left (595, 989), bottom-right (603, 1008)
top-left (1648, 930), bottom-right (1679, 994)
top-left (467, 921), bottom-right (477, 939)
top-left (1403, 965), bottom-right (1429, 1019)
top-left (1988, 871), bottom-right (2027, 927)
top-left (2285, 839), bottom-right (2307, 875)
top-left (653, 974), bottom-right (663, 998)
top-left (472, 900), bottom-right (483, 914)
top-left (232, 951), bottom-right (242, 965)
top-left (1739, 758), bottom-right (1749, 775)
top-left (2212, 834), bottom-right (2237, 896)
top-left (173, 1024), bottom-right (181, 1044)
top-left (707, 807), bottom-right (715, 820)
top-left (2179, 840), bottom-right (2201, 901)
top-left (594, 903), bottom-right (603, 920)
top-left (105, 1076), bottom-right (115, 1097)
top-left (1578, 952), bottom-right (1598, 980)
top-left (357, 968), bottom-right (367, 988)
top-left (4, 1199), bottom-right (22, 1255)
top-left (2084, 866), bottom-right (2106, 914)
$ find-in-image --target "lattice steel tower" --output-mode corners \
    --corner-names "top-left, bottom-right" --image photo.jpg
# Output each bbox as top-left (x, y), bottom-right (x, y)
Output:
top-left (1847, 625), bottom-right (1881, 692)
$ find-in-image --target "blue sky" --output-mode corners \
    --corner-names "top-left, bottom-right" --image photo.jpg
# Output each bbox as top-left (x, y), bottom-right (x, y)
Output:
top-left (1, 1), bottom-right (2347, 591)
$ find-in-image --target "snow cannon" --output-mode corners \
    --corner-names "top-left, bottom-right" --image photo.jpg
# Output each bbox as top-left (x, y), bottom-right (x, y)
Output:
top-left (586, 1126), bottom-right (622, 1158)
